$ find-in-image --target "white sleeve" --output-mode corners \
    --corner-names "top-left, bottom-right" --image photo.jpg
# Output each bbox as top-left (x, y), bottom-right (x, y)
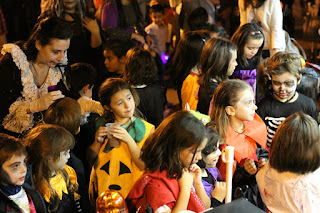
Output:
top-left (269, 0), bottom-right (285, 51)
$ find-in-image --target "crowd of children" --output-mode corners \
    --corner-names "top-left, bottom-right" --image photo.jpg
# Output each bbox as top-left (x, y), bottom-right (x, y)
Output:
top-left (1, 0), bottom-right (320, 213)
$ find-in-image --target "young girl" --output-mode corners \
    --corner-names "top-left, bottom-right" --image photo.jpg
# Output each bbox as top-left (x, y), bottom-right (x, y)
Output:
top-left (210, 79), bottom-right (268, 208)
top-left (256, 112), bottom-right (320, 212)
top-left (197, 127), bottom-right (226, 208)
top-left (197, 37), bottom-right (237, 115)
top-left (88, 78), bottom-right (154, 202)
top-left (124, 47), bottom-right (164, 127)
top-left (167, 31), bottom-right (208, 110)
top-left (230, 23), bottom-right (264, 98)
top-left (0, 133), bottom-right (46, 213)
top-left (126, 111), bottom-right (210, 212)
top-left (26, 124), bottom-right (80, 213)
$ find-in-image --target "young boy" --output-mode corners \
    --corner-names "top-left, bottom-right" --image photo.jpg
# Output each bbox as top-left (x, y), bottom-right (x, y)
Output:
top-left (257, 52), bottom-right (318, 148)
top-left (67, 62), bottom-right (104, 125)
top-left (145, 4), bottom-right (168, 56)
top-left (0, 133), bottom-right (46, 212)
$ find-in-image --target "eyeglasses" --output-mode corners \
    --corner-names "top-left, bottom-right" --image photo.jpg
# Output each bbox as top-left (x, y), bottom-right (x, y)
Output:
top-left (250, 31), bottom-right (262, 36)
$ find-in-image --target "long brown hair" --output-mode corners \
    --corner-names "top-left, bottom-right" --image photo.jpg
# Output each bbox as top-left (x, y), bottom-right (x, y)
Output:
top-left (141, 111), bottom-right (208, 178)
top-left (198, 37), bottom-right (237, 88)
top-left (26, 124), bottom-right (76, 211)
top-left (210, 80), bottom-right (251, 142)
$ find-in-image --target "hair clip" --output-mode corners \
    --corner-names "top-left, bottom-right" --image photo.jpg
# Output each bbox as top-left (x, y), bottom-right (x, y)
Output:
top-left (229, 48), bottom-right (234, 54)
top-left (202, 38), bottom-right (206, 43)
top-left (250, 31), bottom-right (262, 36)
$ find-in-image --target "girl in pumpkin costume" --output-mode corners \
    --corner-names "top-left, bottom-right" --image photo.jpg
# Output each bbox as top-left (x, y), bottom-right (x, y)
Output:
top-left (26, 124), bottom-right (81, 213)
top-left (88, 78), bottom-right (154, 205)
top-left (209, 79), bottom-right (268, 209)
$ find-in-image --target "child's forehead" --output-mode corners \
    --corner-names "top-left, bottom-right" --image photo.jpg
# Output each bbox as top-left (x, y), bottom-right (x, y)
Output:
top-left (4, 154), bottom-right (26, 165)
top-left (271, 72), bottom-right (298, 80)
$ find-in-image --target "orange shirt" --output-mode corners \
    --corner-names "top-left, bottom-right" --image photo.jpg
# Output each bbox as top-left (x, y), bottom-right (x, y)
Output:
top-left (181, 72), bottom-right (199, 110)
top-left (218, 114), bottom-right (268, 180)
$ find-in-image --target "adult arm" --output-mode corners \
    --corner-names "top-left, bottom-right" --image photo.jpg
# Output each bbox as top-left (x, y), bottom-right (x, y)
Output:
top-left (269, 0), bottom-right (284, 55)
top-left (82, 17), bottom-right (102, 48)
top-left (238, 0), bottom-right (248, 26)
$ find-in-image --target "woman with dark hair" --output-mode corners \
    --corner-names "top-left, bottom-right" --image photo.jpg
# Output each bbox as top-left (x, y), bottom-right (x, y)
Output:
top-left (101, 0), bottom-right (153, 46)
top-left (238, 0), bottom-right (285, 56)
top-left (0, 16), bottom-right (72, 136)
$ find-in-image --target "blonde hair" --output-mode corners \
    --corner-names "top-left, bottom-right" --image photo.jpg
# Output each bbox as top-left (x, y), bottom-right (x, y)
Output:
top-left (210, 80), bottom-right (251, 142)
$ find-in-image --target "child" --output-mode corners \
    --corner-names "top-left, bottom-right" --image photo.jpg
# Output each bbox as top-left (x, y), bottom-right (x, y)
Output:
top-left (0, 133), bottom-right (46, 213)
top-left (257, 52), bottom-right (318, 148)
top-left (197, 127), bottom-right (226, 208)
top-left (88, 78), bottom-right (154, 202)
top-left (67, 62), bottom-right (104, 125)
top-left (127, 111), bottom-right (210, 212)
top-left (124, 47), bottom-right (164, 127)
top-left (230, 23), bottom-right (265, 98)
top-left (210, 79), bottom-right (268, 208)
top-left (103, 39), bottom-right (135, 76)
top-left (145, 4), bottom-right (168, 56)
top-left (197, 37), bottom-right (237, 115)
top-left (26, 124), bottom-right (81, 212)
top-left (256, 57), bottom-right (270, 103)
top-left (256, 112), bottom-right (320, 212)
top-left (168, 31), bottom-right (208, 109)
top-left (44, 97), bottom-right (91, 213)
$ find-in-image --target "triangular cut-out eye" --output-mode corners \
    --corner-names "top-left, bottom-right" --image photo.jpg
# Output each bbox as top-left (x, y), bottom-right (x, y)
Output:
top-left (100, 161), bottom-right (110, 175)
top-left (119, 161), bottom-right (131, 175)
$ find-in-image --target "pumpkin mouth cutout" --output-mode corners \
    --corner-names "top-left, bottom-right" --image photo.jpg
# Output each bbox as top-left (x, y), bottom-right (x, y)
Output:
top-left (109, 184), bottom-right (121, 190)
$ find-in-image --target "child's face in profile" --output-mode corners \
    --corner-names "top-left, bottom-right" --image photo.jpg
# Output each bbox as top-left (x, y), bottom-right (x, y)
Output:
top-left (271, 72), bottom-right (299, 102)
top-left (227, 50), bottom-right (238, 76)
top-left (232, 88), bottom-right (257, 122)
top-left (104, 49), bottom-right (123, 73)
top-left (180, 138), bottom-right (207, 168)
top-left (0, 154), bottom-right (27, 186)
top-left (151, 12), bottom-right (164, 26)
top-left (203, 142), bottom-right (221, 168)
top-left (51, 150), bottom-right (70, 170)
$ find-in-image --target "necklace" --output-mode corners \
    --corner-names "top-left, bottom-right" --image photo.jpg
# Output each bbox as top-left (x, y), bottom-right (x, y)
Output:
top-left (232, 123), bottom-right (245, 134)
top-left (30, 62), bottom-right (49, 87)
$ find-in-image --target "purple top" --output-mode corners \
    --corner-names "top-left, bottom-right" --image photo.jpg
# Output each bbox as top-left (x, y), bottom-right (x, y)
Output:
top-left (201, 167), bottom-right (223, 199)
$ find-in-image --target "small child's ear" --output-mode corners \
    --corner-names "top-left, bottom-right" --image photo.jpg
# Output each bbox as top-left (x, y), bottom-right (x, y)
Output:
top-left (83, 84), bottom-right (91, 93)
top-left (297, 74), bottom-right (302, 84)
top-left (225, 106), bottom-right (235, 116)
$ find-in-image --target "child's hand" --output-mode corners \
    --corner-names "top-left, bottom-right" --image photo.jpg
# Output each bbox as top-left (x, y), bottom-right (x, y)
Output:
top-left (110, 126), bottom-right (134, 144)
top-left (189, 164), bottom-right (202, 185)
top-left (178, 168), bottom-right (194, 190)
top-left (211, 181), bottom-right (226, 202)
top-left (95, 127), bottom-right (108, 143)
top-left (244, 158), bottom-right (257, 175)
top-left (258, 158), bottom-right (267, 171)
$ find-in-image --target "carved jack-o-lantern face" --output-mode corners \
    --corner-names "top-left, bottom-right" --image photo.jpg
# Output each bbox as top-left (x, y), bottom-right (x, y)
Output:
top-left (100, 160), bottom-right (132, 191)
